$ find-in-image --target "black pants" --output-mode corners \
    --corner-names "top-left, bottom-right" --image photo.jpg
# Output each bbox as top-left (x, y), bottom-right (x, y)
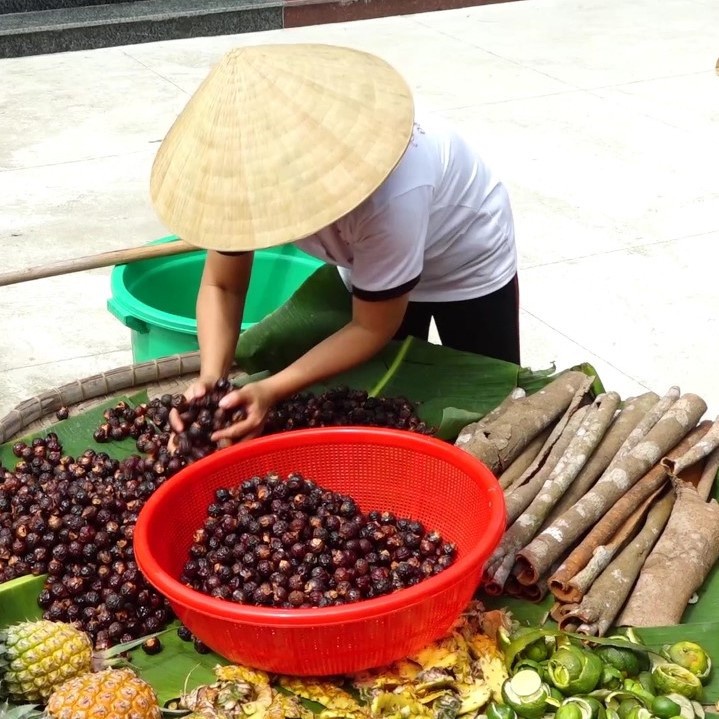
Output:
top-left (393, 273), bottom-right (521, 365)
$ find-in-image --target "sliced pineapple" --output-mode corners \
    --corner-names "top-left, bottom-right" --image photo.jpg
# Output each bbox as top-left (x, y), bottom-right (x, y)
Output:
top-left (181, 664), bottom-right (272, 719)
top-left (456, 680), bottom-right (491, 716)
top-left (409, 634), bottom-right (472, 678)
top-left (415, 669), bottom-right (457, 697)
top-left (266, 691), bottom-right (313, 719)
top-left (278, 677), bottom-right (366, 717)
top-left (463, 633), bottom-right (508, 703)
top-left (432, 692), bottom-right (462, 719)
top-left (371, 689), bottom-right (433, 718)
top-left (214, 666), bottom-right (271, 687)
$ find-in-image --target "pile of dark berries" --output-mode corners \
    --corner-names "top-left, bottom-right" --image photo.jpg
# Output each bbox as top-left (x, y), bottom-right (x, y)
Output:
top-left (0, 378), bottom-right (437, 650)
top-left (0, 433), bottom-right (178, 650)
top-left (93, 379), bottom-right (245, 463)
top-left (93, 382), bottom-right (433, 458)
top-left (181, 472), bottom-right (456, 609)
top-left (264, 387), bottom-right (433, 435)
top-left (171, 378), bottom-right (246, 460)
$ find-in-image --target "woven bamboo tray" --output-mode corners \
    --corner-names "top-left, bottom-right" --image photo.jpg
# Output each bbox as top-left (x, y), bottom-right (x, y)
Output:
top-left (0, 351), bottom-right (248, 445)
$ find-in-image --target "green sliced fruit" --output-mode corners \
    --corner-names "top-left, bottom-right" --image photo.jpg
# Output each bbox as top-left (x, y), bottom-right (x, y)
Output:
top-left (617, 698), bottom-right (643, 719)
top-left (661, 643), bottom-right (712, 682)
top-left (597, 646), bottom-right (643, 679)
top-left (652, 664), bottom-right (703, 701)
top-left (548, 647), bottom-right (604, 695)
top-left (487, 702), bottom-right (519, 719)
top-left (625, 707), bottom-right (654, 719)
top-left (602, 665), bottom-right (625, 691)
top-left (651, 695), bottom-right (683, 719)
top-left (501, 670), bottom-right (552, 719)
top-left (556, 703), bottom-right (586, 719)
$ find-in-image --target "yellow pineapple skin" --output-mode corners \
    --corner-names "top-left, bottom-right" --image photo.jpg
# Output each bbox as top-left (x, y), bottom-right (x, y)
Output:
top-left (46, 668), bottom-right (161, 719)
top-left (0, 620), bottom-right (93, 703)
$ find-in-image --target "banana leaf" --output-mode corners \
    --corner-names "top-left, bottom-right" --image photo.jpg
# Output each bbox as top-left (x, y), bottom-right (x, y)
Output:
top-left (0, 574), bottom-right (44, 624)
top-left (235, 265), bottom-right (586, 438)
top-left (0, 392), bottom-right (149, 469)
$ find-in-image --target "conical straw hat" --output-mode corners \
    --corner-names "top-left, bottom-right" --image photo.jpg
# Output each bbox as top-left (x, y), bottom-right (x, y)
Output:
top-left (150, 43), bottom-right (415, 252)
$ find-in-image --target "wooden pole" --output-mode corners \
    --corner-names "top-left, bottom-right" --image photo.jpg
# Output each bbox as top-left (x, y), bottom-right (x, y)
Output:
top-left (0, 239), bottom-right (199, 287)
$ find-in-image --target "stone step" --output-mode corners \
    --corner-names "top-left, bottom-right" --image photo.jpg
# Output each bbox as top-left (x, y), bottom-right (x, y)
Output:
top-left (0, 0), bottom-right (132, 15)
top-left (0, 0), bottom-right (514, 59)
top-left (0, 0), bottom-right (282, 58)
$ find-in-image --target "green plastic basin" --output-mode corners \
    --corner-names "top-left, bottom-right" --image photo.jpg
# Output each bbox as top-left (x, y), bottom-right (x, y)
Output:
top-left (107, 236), bottom-right (324, 363)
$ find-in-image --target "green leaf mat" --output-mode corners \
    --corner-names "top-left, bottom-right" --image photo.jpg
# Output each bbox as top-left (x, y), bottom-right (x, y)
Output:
top-left (0, 264), bottom-right (712, 707)
top-left (235, 265), bottom-right (584, 438)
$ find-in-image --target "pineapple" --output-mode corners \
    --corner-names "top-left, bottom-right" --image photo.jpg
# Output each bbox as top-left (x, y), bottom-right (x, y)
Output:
top-left (0, 620), bottom-right (93, 703)
top-left (267, 692), bottom-right (313, 719)
top-left (46, 668), bottom-right (160, 719)
top-left (277, 678), bottom-right (367, 718)
top-left (371, 689), bottom-right (433, 718)
top-left (180, 664), bottom-right (272, 719)
top-left (463, 629), bottom-right (509, 703)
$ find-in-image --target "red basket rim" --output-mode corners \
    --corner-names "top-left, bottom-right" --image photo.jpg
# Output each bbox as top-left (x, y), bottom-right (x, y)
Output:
top-left (134, 427), bottom-right (506, 627)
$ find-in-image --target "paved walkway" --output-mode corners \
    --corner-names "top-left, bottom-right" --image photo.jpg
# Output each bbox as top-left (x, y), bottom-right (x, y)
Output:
top-left (1, 0), bottom-right (718, 421)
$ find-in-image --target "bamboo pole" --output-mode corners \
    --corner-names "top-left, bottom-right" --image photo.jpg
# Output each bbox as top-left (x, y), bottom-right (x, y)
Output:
top-left (0, 239), bottom-right (198, 287)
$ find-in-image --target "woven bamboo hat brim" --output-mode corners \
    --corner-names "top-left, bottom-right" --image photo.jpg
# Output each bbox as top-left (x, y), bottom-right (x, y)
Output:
top-left (150, 43), bottom-right (415, 252)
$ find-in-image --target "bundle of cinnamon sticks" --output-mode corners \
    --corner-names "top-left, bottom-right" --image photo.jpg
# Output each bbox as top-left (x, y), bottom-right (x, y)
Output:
top-left (456, 371), bottom-right (719, 635)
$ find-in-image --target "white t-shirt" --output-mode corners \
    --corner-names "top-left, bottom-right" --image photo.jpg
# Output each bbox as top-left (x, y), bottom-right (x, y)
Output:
top-left (294, 114), bottom-right (517, 303)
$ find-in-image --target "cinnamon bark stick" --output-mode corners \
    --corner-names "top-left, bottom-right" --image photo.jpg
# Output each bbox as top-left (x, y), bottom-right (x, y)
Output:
top-left (485, 393), bottom-right (619, 593)
top-left (545, 392), bottom-right (659, 524)
top-left (455, 388), bottom-right (527, 448)
top-left (661, 416), bottom-right (719, 478)
top-left (505, 406), bottom-right (590, 523)
top-left (611, 387), bottom-right (680, 466)
top-left (513, 393), bottom-right (707, 586)
top-left (503, 378), bottom-right (594, 497)
top-left (458, 371), bottom-right (594, 474)
top-left (560, 491), bottom-right (675, 636)
top-left (540, 421), bottom-right (710, 598)
top-left (499, 427), bottom-right (553, 490)
top-left (618, 478), bottom-right (719, 627)
top-left (697, 446), bottom-right (719, 501)
top-left (550, 602), bottom-right (577, 623)
top-left (563, 488), bottom-right (663, 600)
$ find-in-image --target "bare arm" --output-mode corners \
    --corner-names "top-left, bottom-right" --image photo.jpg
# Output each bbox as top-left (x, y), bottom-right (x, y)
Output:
top-left (266, 292), bottom-right (409, 398)
top-left (195, 251), bottom-right (253, 383)
top-left (213, 291), bottom-right (410, 441)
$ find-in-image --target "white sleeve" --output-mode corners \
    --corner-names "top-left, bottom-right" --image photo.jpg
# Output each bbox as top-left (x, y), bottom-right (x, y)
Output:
top-left (348, 186), bottom-right (431, 301)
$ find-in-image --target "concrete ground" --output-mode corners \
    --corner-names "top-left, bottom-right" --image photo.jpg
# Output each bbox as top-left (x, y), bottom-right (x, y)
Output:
top-left (1, 0), bottom-right (718, 424)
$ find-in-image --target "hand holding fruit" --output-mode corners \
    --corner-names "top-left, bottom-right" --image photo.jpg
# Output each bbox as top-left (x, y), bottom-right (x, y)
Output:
top-left (168, 377), bottom-right (250, 455)
top-left (210, 379), bottom-right (277, 444)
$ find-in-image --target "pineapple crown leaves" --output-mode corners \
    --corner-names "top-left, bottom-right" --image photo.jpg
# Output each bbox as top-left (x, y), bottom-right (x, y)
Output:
top-left (0, 701), bottom-right (45, 719)
top-left (93, 628), bottom-right (173, 671)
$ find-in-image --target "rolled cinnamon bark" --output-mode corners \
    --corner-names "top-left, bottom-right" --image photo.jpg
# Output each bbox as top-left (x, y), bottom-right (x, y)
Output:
top-left (661, 416), bottom-right (719, 478)
top-left (513, 393), bottom-right (707, 586)
top-left (539, 421), bottom-right (710, 597)
top-left (697, 446), bottom-right (719, 501)
top-left (562, 488), bottom-right (663, 601)
top-left (560, 490), bottom-right (675, 636)
top-left (618, 479), bottom-right (719, 627)
top-left (456, 387), bottom-right (527, 448)
top-left (486, 394), bottom-right (619, 592)
top-left (545, 392), bottom-right (659, 525)
top-left (611, 387), bottom-right (680, 466)
top-left (499, 427), bottom-right (553, 490)
top-left (458, 371), bottom-right (593, 474)
top-left (505, 406), bottom-right (590, 522)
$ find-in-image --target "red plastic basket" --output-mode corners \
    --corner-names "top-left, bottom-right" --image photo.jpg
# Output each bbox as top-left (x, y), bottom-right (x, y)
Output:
top-left (134, 427), bottom-right (505, 676)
